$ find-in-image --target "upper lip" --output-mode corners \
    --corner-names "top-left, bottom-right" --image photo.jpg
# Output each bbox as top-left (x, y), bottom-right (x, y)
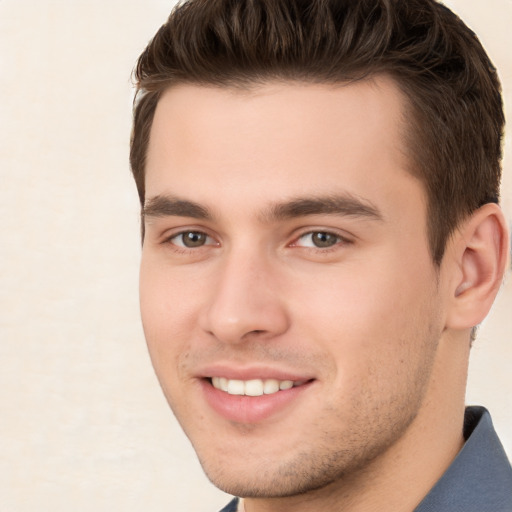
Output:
top-left (196, 363), bottom-right (315, 382)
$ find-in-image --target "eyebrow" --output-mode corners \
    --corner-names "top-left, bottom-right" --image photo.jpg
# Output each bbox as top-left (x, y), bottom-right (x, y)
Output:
top-left (142, 193), bottom-right (383, 223)
top-left (263, 194), bottom-right (383, 222)
top-left (143, 195), bottom-right (212, 220)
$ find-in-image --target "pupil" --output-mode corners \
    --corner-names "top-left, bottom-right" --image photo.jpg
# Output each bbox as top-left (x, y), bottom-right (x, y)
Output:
top-left (312, 232), bottom-right (337, 248)
top-left (183, 232), bottom-right (206, 247)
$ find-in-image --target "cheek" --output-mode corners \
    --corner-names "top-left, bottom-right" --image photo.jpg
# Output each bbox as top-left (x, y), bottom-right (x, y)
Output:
top-left (292, 264), bottom-right (417, 338)
top-left (289, 256), bottom-right (438, 378)
top-left (139, 259), bottom-right (199, 374)
top-left (140, 253), bottom-right (201, 322)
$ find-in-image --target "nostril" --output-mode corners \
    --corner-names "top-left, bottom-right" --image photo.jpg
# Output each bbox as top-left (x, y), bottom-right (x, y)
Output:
top-left (240, 329), bottom-right (267, 341)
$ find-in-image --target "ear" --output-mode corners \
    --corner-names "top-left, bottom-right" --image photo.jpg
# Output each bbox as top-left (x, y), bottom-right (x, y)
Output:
top-left (445, 203), bottom-right (510, 331)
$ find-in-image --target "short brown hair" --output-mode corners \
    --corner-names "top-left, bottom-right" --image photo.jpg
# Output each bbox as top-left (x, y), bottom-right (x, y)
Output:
top-left (130, 0), bottom-right (504, 263)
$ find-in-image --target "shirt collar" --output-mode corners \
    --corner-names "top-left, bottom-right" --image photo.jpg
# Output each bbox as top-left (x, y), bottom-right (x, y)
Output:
top-left (414, 406), bottom-right (512, 511)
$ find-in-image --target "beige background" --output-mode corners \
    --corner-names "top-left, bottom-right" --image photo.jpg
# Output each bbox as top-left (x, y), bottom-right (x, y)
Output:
top-left (0, 1), bottom-right (510, 511)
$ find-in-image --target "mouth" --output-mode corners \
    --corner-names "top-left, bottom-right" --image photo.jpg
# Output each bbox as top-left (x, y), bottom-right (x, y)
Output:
top-left (200, 375), bottom-right (315, 424)
top-left (209, 377), bottom-right (310, 397)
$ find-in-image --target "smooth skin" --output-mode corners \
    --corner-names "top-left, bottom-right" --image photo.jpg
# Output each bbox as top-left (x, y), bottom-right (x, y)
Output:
top-left (139, 78), bottom-right (509, 512)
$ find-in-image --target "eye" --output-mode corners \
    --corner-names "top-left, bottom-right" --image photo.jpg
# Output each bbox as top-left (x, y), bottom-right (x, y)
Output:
top-left (169, 231), bottom-right (216, 248)
top-left (294, 231), bottom-right (344, 249)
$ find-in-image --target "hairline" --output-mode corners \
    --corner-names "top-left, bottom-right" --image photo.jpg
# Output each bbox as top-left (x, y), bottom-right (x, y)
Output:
top-left (135, 72), bottom-right (445, 262)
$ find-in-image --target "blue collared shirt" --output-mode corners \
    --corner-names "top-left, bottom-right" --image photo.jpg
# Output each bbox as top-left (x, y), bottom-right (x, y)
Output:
top-left (415, 406), bottom-right (512, 511)
top-left (219, 406), bottom-right (512, 512)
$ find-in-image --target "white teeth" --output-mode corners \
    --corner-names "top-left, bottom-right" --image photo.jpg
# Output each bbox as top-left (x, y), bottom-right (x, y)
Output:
top-left (227, 379), bottom-right (245, 395)
top-left (245, 379), bottom-right (264, 396)
top-left (279, 380), bottom-right (294, 390)
top-left (263, 379), bottom-right (280, 394)
top-left (219, 377), bottom-right (229, 392)
top-left (211, 377), bottom-right (302, 396)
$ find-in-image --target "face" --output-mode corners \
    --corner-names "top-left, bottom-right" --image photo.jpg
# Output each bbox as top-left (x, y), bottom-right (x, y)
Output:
top-left (140, 79), bottom-right (447, 498)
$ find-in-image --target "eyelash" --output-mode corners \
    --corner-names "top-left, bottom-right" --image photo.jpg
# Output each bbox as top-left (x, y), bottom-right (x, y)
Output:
top-left (163, 228), bottom-right (351, 254)
top-left (164, 230), bottom-right (218, 251)
top-left (291, 230), bottom-right (351, 252)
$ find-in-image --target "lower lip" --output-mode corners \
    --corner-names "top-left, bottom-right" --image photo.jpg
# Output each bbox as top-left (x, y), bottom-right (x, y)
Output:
top-left (200, 379), bottom-right (313, 424)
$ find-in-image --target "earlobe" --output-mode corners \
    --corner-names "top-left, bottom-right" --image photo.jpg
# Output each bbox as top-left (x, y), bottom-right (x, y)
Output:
top-left (446, 203), bottom-right (510, 331)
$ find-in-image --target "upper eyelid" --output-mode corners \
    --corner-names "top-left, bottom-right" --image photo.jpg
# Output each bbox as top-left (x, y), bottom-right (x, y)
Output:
top-left (168, 230), bottom-right (217, 243)
top-left (293, 233), bottom-right (344, 246)
top-left (162, 231), bottom-right (219, 253)
top-left (158, 226), bottom-right (353, 246)
top-left (291, 227), bottom-right (353, 242)
top-left (161, 226), bottom-right (216, 241)
top-left (297, 228), bottom-right (347, 237)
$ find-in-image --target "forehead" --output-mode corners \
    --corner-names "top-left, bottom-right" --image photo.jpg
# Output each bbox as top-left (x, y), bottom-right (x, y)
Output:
top-left (145, 78), bottom-right (421, 219)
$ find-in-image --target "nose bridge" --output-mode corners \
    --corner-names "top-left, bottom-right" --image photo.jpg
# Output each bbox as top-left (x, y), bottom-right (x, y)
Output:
top-left (200, 243), bottom-right (288, 344)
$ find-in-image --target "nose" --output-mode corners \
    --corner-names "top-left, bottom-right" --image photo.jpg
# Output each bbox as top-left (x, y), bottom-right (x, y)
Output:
top-left (199, 249), bottom-right (290, 344)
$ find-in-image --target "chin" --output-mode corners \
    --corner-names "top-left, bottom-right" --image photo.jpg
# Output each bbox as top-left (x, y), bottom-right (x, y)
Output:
top-left (195, 440), bottom-right (383, 499)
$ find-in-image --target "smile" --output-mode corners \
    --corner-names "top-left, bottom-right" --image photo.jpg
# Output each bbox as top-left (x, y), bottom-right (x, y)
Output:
top-left (202, 375), bottom-right (315, 423)
top-left (210, 377), bottom-right (307, 396)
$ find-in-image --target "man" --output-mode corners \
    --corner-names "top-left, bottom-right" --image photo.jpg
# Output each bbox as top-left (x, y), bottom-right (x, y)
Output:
top-left (130, 0), bottom-right (511, 510)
